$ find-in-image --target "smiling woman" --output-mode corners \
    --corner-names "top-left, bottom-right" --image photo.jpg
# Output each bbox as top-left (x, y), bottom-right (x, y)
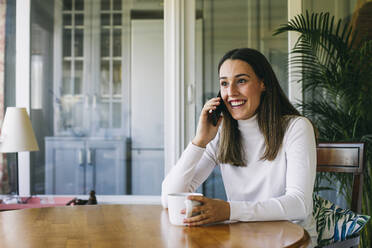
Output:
top-left (216, 48), bottom-right (301, 166)
top-left (219, 59), bottom-right (265, 121)
top-left (162, 48), bottom-right (318, 247)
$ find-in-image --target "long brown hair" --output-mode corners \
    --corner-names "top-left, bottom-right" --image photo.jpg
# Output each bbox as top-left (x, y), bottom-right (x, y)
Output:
top-left (217, 48), bottom-right (301, 166)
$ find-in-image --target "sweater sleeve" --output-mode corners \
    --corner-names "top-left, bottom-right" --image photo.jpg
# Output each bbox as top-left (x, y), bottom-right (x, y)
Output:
top-left (229, 117), bottom-right (317, 222)
top-left (161, 140), bottom-right (218, 208)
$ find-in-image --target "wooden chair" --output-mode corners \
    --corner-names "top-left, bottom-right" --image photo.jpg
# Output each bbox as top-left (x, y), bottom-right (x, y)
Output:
top-left (316, 142), bottom-right (365, 248)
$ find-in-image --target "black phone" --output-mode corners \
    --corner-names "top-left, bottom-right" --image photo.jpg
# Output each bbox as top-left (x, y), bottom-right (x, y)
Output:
top-left (208, 91), bottom-right (225, 126)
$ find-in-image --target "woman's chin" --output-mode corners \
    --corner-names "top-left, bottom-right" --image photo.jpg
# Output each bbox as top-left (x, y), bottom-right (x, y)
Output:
top-left (231, 112), bottom-right (254, 120)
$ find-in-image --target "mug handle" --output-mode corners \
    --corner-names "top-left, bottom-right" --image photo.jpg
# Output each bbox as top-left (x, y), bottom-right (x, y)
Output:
top-left (184, 199), bottom-right (193, 218)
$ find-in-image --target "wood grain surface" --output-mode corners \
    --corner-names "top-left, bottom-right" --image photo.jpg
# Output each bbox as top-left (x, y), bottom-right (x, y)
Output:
top-left (0, 205), bottom-right (310, 248)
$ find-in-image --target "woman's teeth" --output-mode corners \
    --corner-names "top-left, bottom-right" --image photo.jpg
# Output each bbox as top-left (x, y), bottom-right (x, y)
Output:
top-left (230, 100), bottom-right (246, 107)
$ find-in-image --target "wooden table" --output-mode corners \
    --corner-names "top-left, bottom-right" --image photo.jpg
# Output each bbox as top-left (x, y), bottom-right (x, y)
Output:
top-left (0, 205), bottom-right (310, 248)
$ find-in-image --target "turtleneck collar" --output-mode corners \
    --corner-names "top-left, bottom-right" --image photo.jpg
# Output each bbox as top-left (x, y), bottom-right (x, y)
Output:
top-left (237, 114), bottom-right (258, 128)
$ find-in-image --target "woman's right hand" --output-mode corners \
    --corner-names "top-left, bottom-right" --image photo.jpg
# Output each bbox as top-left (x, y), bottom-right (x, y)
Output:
top-left (192, 97), bottom-right (223, 148)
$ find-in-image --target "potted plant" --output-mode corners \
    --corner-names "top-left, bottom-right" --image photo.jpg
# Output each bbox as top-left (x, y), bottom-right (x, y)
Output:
top-left (274, 11), bottom-right (372, 247)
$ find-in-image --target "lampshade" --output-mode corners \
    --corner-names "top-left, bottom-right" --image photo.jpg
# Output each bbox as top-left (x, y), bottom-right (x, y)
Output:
top-left (0, 107), bottom-right (39, 153)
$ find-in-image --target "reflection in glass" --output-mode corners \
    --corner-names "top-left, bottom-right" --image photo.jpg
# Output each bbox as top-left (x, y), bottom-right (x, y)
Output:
top-left (101, 14), bottom-right (110, 26)
top-left (74, 29), bottom-right (84, 57)
top-left (100, 61), bottom-right (110, 95)
top-left (101, 0), bottom-right (111, 11)
top-left (63, 14), bottom-right (71, 26)
top-left (100, 29), bottom-right (110, 57)
top-left (57, 99), bottom-right (73, 132)
top-left (113, 29), bottom-right (121, 57)
top-left (62, 61), bottom-right (71, 95)
top-left (100, 102), bottom-right (109, 128)
top-left (74, 102), bottom-right (83, 126)
top-left (75, 14), bottom-right (84, 26)
top-left (72, 102), bottom-right (84, 131)
top-left (113, 14), bottom-right (121, 25)
top-left (30, 0), bottom-right (165, 197)
top-left (113, 103), bottom-right (121, 128)
top-left (113, 61), bottom-right (121, 95)
top-left (63, 0), bottom-right (72, 10)
top-left (113, 0), bottom-right (122, 10)
top-left (75, 0), bottom-right (84, 10)
top-left (63, 29), bottom-right (72, 57)
top-left (75, 61), bottom-right (83, 94)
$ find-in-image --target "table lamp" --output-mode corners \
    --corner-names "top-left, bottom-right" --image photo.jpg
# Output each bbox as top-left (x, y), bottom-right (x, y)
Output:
top-left (0, 107), bottom-right (39, 197)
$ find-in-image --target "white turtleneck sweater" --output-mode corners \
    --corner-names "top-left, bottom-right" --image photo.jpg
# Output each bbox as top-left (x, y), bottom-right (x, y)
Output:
top-left (161, 115), bottom-right (317, 246)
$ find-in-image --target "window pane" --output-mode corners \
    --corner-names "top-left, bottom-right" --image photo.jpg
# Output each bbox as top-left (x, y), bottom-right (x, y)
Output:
top-left (113, 14), bottom-right (121, 25)
top-left (62, 61), bottom-right (71, 95)
top-left (131, 150), bottom-right (164, 195)
top-left (63, 29), bottom-right (71, 57)
top-left (73, 102), bottom-right (84, 128)
top-left (63, 0), bottom-right (72, 10)
top-left (74, 61), bottom-right (83, 94)
top-left (101, 0), bottom-right (110, 10)
top-left (113, 29), bottom-right (121, 56)
top-left (63, 14), bottom-right (71, 26)
top-left (75, 0), bottom-right (84, 10)
top-left (131, 18), bottom-right (164, 182)
top-left (113, 102), bottom-right (121, 128)
top-left (113, 0), bottom-right (122, 10)
top-left (75, 14), bottom-right (84, 26)
top-left (99, 102), bottom-right (109, 128)
top-left (101, 14), bottom-right (110, 26)
top-left (100, 29), bottom-right (110, 57)
top-left (113, 61), bottom-right (121, 95)
top-left (100, 61), bottom-right (110, 95)
top-left (74, 29), bottom-right (84, 57)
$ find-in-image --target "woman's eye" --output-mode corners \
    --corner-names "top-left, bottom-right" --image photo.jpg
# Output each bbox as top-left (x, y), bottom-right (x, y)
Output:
top-left (220, 81), bottom-right (228, 87)
top-left (238, 79), bottom-right (247, 84)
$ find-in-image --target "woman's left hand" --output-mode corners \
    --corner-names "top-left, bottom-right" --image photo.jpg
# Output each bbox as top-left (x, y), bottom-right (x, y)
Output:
top-left (182, 196), bottom-right (230, 226)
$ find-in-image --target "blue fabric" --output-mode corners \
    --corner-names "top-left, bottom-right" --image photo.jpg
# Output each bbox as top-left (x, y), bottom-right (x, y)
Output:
top-left (313, 194), bottom-right (370, 246)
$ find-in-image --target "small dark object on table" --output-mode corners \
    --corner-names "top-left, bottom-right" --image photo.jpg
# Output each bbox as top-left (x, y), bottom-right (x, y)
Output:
top-left (66, 190), bottom-right (97, 205)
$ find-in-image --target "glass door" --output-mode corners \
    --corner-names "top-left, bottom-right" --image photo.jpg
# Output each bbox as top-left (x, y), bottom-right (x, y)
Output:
top-left (30, 0), bottom-right (164, 196)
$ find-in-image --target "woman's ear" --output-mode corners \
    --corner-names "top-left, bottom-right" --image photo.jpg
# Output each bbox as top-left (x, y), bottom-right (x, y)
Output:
top-left (260, 81), bottom-right (266, 91)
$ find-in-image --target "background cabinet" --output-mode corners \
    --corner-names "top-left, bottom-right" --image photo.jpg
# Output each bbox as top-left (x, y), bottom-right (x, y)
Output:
top-left (45, 137), bottom-right (126, 195)
top-left (41, 1), bottom-right (164, 196)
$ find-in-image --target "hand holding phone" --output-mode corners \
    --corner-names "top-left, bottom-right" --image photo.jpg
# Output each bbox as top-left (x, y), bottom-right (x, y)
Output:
top-left (208, 91), bottom-right (225, 126)
top-left (193, 92), bottom-right (225, 147)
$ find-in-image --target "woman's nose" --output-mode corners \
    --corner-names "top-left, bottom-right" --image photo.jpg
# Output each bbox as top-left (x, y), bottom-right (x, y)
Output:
top-left (227, 83), bottom-right (238, 96)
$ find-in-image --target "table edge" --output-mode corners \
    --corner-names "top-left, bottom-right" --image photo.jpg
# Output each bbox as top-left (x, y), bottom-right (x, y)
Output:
top-left (285, 229), bottom-right (311, 248)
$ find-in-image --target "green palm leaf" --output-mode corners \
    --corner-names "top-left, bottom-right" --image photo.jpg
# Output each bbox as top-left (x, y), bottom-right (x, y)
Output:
top-left (274, 11), bottom-right (372, 247)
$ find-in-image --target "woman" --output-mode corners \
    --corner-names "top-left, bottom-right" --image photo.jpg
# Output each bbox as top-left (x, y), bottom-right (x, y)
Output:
top-left (161, 48), bottom-right (317, 246)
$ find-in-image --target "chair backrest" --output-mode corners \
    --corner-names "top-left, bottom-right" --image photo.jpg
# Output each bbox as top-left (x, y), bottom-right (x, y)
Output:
top-left (316, 142), bottom-right (365, 213)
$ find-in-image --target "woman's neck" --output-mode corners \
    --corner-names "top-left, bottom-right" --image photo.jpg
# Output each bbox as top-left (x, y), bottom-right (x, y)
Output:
top-left (237, 114), bottom-right (258, 128)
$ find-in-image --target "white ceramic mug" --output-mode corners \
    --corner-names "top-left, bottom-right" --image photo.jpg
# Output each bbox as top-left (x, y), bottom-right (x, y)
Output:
top-left (167, 192), bottom-right (203, 226)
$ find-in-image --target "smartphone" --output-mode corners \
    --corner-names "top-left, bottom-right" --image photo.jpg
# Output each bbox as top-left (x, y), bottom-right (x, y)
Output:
top-left (208, 91), bottom-right (225, 126)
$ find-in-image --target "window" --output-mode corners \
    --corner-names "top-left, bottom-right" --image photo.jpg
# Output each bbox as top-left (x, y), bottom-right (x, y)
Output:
top-left (3, 0), bottom-right (359, 201)
top-left (29, 0), bottom-right (164, 196)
